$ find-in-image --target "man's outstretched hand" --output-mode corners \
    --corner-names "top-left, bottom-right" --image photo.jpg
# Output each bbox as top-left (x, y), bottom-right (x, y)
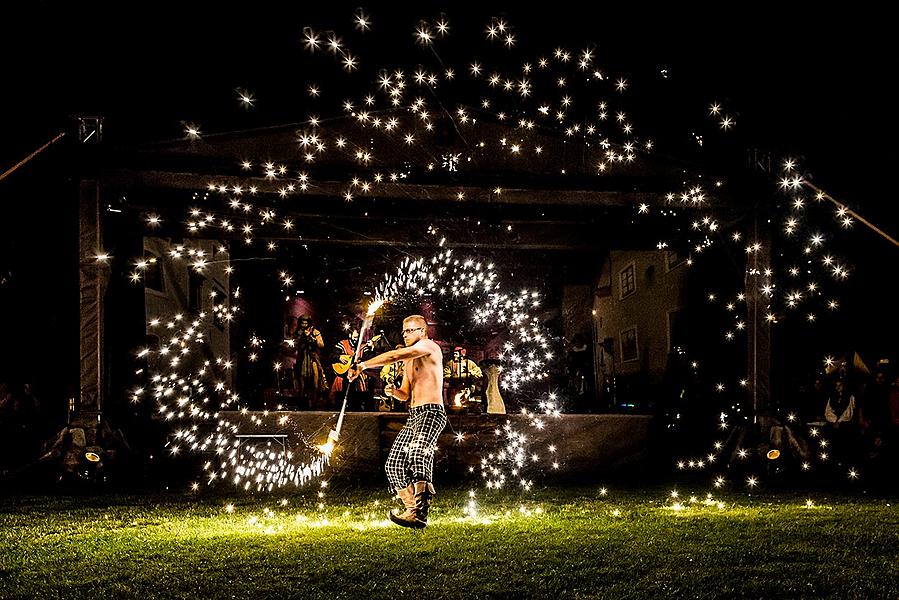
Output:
top-left (347, 363), bottom-right (363, 381)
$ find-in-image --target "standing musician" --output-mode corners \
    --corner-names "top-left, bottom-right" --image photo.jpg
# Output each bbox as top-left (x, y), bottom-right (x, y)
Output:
top-left (329, 329), bottom-right (382, 410)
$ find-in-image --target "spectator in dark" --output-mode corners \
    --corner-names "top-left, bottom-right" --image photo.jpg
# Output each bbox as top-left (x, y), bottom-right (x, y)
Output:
top-left (0, 381), bottom-right (13, 472)
top-left (0, 382), bottom-right (42, 470)
top-left (825, 379), bottom-right (858, 463)
top-left (0, 382), bottom-right (11, 414)
top-left (860, 371), bottom-right (890, 431)
top-left (566, 334), bottom-right (592, 412)
top-left (16, 383), bottom-right (41, 423)
top-left (887, 374), bottom-right (899, 460)
top-left (803, 376), bottom-right (829, 423)
top-left (15, 383), bottom-right (42, 459)
top-left (825, 379), bottom-right (856, 428)
top-left (890, 374), bottom-right (899, 431)
top-left (859, 371), bottom-right (891, 455)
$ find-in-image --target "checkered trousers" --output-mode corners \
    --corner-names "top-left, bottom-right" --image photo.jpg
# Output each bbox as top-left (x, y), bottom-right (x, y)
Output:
top-left (385, 404), bottom-right (447, 491)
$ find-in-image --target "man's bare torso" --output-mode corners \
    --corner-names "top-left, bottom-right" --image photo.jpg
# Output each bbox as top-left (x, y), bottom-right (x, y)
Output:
top-left (405, 339), bottom-right (444, 407)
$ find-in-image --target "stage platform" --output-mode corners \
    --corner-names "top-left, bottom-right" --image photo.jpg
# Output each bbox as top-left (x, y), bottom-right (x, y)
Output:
top-left (218, 411), bottom-right (654, 480)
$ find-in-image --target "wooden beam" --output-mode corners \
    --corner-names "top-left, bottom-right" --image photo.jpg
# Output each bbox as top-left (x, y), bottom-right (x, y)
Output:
top-left (106, 169), bottom-right (667, 208)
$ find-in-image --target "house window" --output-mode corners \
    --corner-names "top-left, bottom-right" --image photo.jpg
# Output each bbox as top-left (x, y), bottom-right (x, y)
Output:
top-left (619, 263), bottom-right (636, 299)
top-left (666, 249), bottom-right (688, 271)
top-left (188, 271), bottom-right (205, 314)
top-left (620, 326), bottom-right (638, 362)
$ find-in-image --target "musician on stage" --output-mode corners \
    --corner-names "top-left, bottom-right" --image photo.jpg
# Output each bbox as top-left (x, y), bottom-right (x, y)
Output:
top-left (329, 329), bottom-right (382, 410)
top-left (293, 316), bottom-right (328, 409)
top-left (378, 346), bottom-right (407, 412)
top-left (444, 346), bottom-right (483, 411)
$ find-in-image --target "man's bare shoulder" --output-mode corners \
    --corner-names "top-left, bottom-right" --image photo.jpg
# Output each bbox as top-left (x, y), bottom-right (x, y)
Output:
top-left (414, 339), bottom-right (442, 356)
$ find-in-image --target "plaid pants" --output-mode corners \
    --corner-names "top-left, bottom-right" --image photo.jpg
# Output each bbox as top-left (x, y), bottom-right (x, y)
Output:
top-left (385, 404), bottom-right (447, 491)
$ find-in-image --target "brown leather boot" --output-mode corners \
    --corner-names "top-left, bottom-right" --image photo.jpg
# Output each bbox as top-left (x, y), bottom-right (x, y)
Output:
top-left (413, 481), bottom-right (436, 523)
top-left (388, 484), bottom-right (416, 524)
top-left (389, 481), bottom-right (435, 528)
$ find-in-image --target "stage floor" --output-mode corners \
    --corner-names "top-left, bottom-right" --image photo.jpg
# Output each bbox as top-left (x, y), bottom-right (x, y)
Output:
top-left (218, 411), bottom-right (654, 479)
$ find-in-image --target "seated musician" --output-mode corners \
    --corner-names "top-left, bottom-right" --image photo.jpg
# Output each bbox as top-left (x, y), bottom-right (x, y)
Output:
top-left (443, 347), bottom-right (483, 410)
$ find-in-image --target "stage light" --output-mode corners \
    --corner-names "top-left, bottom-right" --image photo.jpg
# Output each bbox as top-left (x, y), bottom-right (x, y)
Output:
top-left (84, 445), bottom-right (103, 463)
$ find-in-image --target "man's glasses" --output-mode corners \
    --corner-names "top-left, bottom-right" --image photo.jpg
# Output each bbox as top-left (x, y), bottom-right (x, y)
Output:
top-left (402, 327), bottom-right (424, 335)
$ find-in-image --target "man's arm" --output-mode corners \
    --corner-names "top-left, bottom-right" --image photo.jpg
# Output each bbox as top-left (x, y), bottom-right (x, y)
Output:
top-left (387, 363), bottom-right (412, 402)
top-left (348, 340), bottom-right (431, 379)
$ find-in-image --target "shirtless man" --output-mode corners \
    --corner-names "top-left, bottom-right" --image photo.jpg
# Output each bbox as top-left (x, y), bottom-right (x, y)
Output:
top-left (348, 315), bottom-right (446, 528)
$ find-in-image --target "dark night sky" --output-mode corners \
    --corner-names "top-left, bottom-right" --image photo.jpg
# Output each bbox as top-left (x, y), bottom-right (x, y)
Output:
top-left (1, 2), bottom-right (897, 390)
top-left (4, 2), bottom-right (893, 194)
top-left (3, 2), bottom-right (893, 197)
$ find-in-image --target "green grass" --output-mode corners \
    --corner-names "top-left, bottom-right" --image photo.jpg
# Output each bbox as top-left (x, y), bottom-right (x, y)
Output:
top-left (1, 486), bottom-right (897, 599)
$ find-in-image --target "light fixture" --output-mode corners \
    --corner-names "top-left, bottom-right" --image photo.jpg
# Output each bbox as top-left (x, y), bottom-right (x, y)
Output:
top-left (84, 445), bottom-right (103, 463)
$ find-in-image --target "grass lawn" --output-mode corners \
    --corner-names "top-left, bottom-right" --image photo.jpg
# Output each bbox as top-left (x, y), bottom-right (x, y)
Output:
top-left (1, 485), bottom-right (897, 599)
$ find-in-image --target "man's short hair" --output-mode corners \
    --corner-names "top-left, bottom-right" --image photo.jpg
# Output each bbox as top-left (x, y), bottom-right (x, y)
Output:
top-left (403, 315), bottom-right (428, 333)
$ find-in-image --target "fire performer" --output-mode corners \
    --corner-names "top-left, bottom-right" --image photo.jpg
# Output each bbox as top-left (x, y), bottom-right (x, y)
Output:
top-left (348, 315), bottom-right (446, 528)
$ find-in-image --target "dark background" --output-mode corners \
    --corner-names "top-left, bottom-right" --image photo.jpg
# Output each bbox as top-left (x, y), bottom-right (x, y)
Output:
top-left (2, 2), bottom-right (896, 417)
